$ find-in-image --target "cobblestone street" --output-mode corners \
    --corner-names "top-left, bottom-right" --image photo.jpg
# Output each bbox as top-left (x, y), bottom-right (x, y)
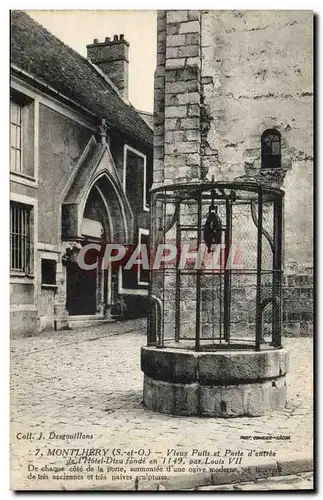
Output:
top-left (10, 319), bottom-right (313, 490)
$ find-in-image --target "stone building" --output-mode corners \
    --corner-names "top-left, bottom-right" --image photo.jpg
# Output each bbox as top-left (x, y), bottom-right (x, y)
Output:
top-left (153, 10), bottom-right (313, 335)
top-left (10, 11), bottom-right (153, 336)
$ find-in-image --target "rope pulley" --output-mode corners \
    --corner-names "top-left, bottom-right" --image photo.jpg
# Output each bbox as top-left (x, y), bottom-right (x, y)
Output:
top-left (203, 187), bottom-right (223, 253)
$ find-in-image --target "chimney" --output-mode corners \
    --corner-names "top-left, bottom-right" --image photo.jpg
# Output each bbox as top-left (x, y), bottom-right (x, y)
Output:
top-left (86, 34), bottom-right (129, 99)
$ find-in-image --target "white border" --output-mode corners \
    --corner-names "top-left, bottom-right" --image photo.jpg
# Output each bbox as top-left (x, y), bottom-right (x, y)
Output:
top-left (4, 7), bottom-right (319, 500)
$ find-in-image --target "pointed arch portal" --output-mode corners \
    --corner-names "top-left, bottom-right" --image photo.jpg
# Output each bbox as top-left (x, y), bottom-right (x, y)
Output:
top-left (66, 173), bottom-right (130, 317)
top-left (61, 138), bottom-right (134, 318)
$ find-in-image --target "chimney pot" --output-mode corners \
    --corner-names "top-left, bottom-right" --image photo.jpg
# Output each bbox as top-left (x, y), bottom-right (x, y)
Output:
top-left (93, 38), bottom-right (99, 43)
top-left (87, 34), bottom-right (129, 99)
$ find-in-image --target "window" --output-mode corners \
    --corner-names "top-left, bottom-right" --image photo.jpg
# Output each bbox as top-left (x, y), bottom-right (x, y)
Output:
top-left (10, 202), bottom-right (31, 274)
top-left (10, 100), bottom-right (22, 173)
top-left (124, 145), bottom-right (149, 211)
top-left (41, 259), bottom-right (57, 286)
top-left (261, 129), bottom-right (281, 169)
top-left (10, 91), bottom-right (35, 179)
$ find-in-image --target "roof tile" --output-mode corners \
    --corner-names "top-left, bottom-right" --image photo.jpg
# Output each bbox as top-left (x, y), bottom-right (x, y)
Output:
top-left (10, 11), bottom-right (153, 147)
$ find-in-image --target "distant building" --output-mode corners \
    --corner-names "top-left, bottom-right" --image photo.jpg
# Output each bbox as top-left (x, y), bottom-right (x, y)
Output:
top-left (10, 11), bottom-right (153, 336)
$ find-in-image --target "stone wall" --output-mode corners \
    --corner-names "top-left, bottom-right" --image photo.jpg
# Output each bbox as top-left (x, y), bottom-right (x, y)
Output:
top-left (283, 274), bottom-right (313, 336)
top-left (200, 10), bottom-right (313, 334)
top-left (200, 10), bottom-right (313, 267)
top-left (154, 10), bottom-right (202, 186)
top-left (38, 104), bottom-right (92, 246)
top-left (153, 10), bottom-right (313, 335)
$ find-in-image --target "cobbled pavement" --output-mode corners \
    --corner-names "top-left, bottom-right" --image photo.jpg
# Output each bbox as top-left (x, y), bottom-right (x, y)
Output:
top-left (10, 319), bottom-right (313, 490)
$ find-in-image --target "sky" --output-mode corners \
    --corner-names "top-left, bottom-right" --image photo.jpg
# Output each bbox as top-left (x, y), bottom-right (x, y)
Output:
top-left (26, 10), bottom-right (157, 112)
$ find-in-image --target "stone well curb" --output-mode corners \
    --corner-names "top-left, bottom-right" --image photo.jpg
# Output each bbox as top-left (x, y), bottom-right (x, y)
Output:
top-left (90, 452), bottom-right (313, 491)
top-left (141, 347), bottom-right (289, 417)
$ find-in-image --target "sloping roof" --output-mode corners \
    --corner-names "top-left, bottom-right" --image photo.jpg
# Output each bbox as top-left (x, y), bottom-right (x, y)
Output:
top-left (137, 109), bottom-right (153, 129)
top-left (10, 10), bottom-right (153, 147)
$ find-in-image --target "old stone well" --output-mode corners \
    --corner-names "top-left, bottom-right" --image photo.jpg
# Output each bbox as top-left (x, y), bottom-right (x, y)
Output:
top-left (141, 181), bottom-right (289, 417)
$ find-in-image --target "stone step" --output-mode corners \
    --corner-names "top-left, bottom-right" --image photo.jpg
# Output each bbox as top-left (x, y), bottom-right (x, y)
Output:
top-left (68, 315), bottom-right (114, 329)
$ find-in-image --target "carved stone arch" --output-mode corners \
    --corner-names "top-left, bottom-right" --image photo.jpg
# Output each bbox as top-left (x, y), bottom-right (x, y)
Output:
top-left (80, 171), bottom-right (131, 244)
top-left (61, 139), bottom-right (134, 243)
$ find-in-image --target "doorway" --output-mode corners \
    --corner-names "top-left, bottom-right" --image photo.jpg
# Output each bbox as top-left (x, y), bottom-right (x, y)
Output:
top-left (66, 261), bottom-right (97, 315)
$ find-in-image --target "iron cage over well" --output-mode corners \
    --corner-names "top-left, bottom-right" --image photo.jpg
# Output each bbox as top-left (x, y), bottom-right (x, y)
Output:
top-left (147, 181), bottom-right (284, 352)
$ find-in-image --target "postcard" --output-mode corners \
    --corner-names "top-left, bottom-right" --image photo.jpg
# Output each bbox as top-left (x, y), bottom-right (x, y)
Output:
top-left (10, 9), bottom-right (314, 491)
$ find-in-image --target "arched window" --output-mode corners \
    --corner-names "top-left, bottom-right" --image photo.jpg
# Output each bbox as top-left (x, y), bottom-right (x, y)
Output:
top-left (261, 129), bottom-right (281, 169)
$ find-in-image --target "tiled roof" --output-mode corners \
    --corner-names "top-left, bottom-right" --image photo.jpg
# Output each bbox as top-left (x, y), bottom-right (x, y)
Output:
top-left (10, 11), bottom-right (153, 147)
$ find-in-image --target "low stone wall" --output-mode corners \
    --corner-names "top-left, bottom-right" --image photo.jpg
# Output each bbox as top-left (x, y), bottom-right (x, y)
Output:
top-left (283, 273), bottom-right (313, 336)
top-left (150, 271), bottom-right (313, 342)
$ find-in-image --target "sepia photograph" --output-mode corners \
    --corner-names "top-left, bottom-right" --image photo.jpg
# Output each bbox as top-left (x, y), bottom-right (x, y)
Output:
top-left (9, 8), bottom-right (314, 491)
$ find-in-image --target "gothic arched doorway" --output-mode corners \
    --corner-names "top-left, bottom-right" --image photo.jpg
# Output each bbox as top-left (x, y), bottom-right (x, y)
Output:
top-left (66, 174), bottom-right (128, 318)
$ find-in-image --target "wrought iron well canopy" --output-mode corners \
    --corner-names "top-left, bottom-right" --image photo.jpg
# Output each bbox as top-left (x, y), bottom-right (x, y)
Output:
top-left (147, 181), bottom-right (284, 352)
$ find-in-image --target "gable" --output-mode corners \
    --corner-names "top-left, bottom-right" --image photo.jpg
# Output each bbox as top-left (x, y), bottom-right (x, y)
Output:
top-left (62, 137), bottom-right (133, 242)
